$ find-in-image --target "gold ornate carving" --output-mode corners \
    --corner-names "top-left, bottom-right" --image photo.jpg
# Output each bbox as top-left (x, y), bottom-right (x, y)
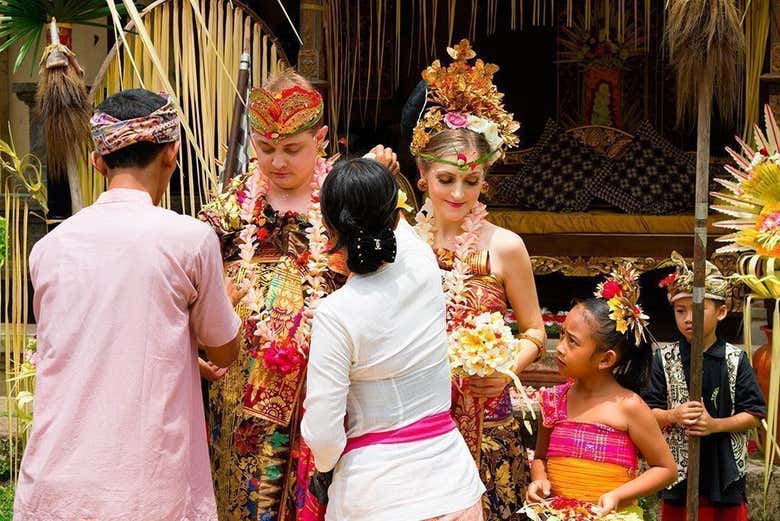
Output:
top-left (531, 253), bottom-right (739, 278)
top-left (530, 256), bottom-right (661, 277)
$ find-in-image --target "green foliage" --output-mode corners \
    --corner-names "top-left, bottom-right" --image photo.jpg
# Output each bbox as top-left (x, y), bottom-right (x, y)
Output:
top-left (0, 484), bottom-right (14, 521)
top-left (0, 0), bottom-right (128, 73)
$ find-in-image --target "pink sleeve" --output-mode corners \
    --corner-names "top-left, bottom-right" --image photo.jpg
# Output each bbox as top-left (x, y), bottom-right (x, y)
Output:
top-left (190, 230), bottom-right (241, 347)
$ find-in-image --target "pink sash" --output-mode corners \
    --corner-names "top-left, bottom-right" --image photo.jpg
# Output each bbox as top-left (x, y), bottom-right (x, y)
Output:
top-left (343, 410), bottom-right (456, 455)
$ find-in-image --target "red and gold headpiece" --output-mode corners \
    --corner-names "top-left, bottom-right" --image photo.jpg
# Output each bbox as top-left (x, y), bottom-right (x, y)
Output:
top-left (594, 263), bottom-right (649, 346)
top-left (411, 39), bottom-right (520, 169)
top-left (248, 85), bottom-right (323, 141)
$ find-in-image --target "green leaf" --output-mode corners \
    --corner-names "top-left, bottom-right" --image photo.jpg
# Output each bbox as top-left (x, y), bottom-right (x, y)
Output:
top-left (13, 32), bottom-right (39, 73)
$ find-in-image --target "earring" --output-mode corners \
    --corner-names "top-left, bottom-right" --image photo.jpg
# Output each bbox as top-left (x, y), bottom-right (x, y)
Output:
top-left (417, 178), bottom-right (428, 191)
top-left (481, 180), bottom-right (490, 194)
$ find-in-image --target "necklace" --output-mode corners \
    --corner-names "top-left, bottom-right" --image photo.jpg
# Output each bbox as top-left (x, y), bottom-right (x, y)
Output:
top-left (414, 197), bottom-right (488, 328)
top-left (235, 157), bottom-right (332, 374)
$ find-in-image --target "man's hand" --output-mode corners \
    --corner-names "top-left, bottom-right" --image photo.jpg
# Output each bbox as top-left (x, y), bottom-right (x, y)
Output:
top-left (526, 479), bottom-right (552, 503)
top-left (673, 401), bottom-right (705, 426)
top-left (367, 145), bottom-right (400, 175)
top-left (199, 358), bottom-right (229, 382)
top-left (226, 276), bottom-right (248, 307)
top-left (464, 372), bottom-right (511, 398)
top-left (686, 402), bottom-right (719, 437)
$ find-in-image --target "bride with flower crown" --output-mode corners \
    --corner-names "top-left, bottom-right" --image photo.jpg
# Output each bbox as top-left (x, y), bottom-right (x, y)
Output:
top-left (407, 40), bottom-right (547, 520)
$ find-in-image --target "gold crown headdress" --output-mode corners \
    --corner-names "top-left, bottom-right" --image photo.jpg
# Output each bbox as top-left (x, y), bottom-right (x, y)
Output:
top-left (410, 39), bottom-right (520, 170)
top-left (594, 263), bottom-right (649, 345)
top-left (248, 85), bottom-right (323, 141)
top-left (712, 104), bottom-right (780, 258)
top-left (658, 251), bottom-right (730, 302)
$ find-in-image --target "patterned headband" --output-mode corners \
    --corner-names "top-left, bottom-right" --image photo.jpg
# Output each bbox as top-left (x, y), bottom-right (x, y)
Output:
top-left (90, 94), bottom-right (180, 156)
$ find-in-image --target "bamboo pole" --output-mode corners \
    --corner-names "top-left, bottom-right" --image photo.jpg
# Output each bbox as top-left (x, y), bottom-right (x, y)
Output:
top-left (221, 17), bottom-right (252, 186)
top-left (686, 62), bottom-right (713, 521)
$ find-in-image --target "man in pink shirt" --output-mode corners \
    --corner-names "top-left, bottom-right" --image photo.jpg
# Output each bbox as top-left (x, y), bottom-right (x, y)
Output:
top-left (14, 89), bottom-right (242, 521)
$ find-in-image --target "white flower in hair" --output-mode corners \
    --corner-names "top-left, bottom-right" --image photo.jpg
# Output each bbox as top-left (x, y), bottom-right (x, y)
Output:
top-left (467, 115), bottom-right (502, 154)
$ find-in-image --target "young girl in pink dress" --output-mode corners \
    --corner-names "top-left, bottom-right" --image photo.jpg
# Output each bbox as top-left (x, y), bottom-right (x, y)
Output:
top-left (527, 266), bottom-right (676, 518)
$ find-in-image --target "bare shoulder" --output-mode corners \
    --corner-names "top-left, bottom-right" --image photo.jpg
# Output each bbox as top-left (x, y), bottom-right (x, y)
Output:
top-left (620, 390), bottom-right (653, 415)
top-left (486, 223), bottom-right (528, 258)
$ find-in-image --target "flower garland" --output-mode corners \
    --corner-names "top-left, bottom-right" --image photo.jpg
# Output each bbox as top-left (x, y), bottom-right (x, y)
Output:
top-left (414, 197), bottom-right (488, 329)
top-left (519, 497), bottom-right (643, 521)
top-left (233, 156), bottom-right (332, 375)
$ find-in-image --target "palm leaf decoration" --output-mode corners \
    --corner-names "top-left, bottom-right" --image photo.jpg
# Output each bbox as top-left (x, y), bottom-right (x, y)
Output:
top-left (0, 0), bottom-right (129, 74)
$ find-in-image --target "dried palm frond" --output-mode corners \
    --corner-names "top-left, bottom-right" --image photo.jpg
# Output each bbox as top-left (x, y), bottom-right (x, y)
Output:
top-left (666, 0), bottom-right (744, 125)
top-left (35, 19), bottom-right (90, 211)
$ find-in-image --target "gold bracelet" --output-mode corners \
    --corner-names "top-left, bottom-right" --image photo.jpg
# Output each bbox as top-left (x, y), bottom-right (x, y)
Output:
top-left (520, 333), bottom-right (545, 362)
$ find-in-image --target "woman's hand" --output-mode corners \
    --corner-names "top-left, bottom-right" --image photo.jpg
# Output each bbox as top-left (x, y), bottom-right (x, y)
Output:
top-left (464, 372), bottom-right (511, 398)
top-left (526, 479), bottom-right (552, 503)
top-left (367, 145), bottom-right (400, 175)
top-left (596, 491), bottom-right (621, 515)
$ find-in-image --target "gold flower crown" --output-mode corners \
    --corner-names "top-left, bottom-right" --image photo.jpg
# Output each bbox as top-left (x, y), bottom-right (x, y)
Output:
top-left (594, 264), bottom-right (649, 346)
top-left (410, 39), bottom-right (520, 169)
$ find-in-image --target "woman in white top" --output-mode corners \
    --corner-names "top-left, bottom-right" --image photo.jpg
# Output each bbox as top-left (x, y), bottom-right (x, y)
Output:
top-left (301, 158), bottom-right (485, 520)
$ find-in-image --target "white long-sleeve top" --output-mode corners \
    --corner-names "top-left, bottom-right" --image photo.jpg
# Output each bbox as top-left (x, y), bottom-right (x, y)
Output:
top-left (301, 219), bottom-right (484, 521)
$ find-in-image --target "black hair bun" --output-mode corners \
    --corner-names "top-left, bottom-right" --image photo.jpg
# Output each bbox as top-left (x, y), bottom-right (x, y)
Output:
top-left (347, 227), bottom-right (397, 274)
top-left (401, 79), bottom-right (428, 139)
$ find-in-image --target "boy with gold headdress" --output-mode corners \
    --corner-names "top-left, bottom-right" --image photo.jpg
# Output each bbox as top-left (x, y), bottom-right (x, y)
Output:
top-left (642, 252), bottom-right (766, 521)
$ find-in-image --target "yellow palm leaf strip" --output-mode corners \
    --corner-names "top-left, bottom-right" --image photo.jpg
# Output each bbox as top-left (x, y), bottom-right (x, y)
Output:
top-left (198, 0), bottom-right (216, 194)
top-left (271, 43), bottom-right (278, 79)
top-left (230, 6), bottom-right (244, 162)
top-left (742, 0), bottom-right (770, 143)
top-left (765, 298), bottom-right (780, 506)
top-left (201, 0), bottom-right (216, 185)
top-left (171, 0), bottom-right (187, 214)
top-left (188, 1), bottom-right (205, 213)
top-left (105, 0), bottom-right (147, 92)
top-left (261, 32), bottom-right (269, 87)
top-left (186, 0), bottom-right (241, 99)
top-left (254, 27), bottom-right (263, 89)
top-left (121, 0), bottom-right (218, 193)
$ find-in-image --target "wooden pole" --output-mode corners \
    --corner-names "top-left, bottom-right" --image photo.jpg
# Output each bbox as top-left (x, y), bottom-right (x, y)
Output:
top-left (220, 17), bottom-right (252, 187)
top-left (687, 62), bottom-right (713, 521)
